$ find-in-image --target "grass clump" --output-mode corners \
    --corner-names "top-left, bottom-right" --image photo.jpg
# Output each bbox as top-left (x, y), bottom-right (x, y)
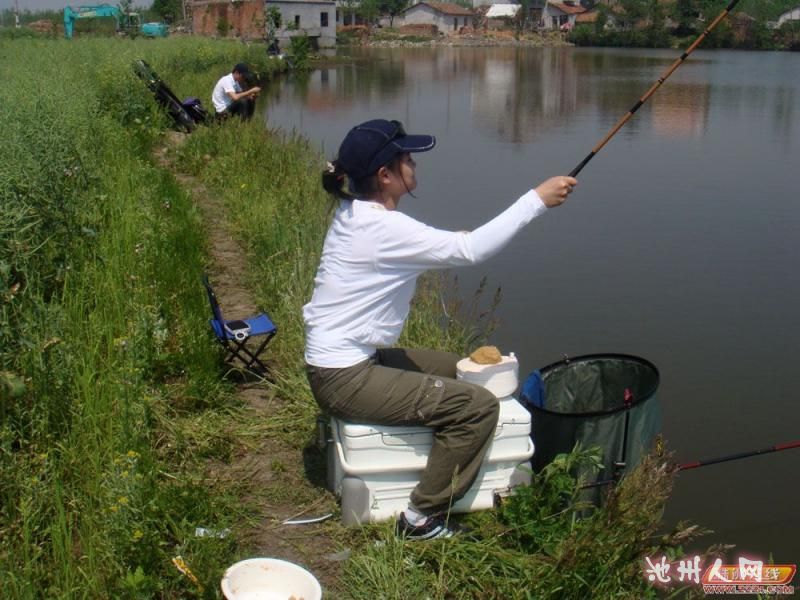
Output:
top-left (340, 449), bottom-right (709, 599)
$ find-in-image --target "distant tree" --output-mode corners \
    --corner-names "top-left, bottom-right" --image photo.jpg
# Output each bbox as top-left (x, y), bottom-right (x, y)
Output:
top-left (340, 0), bottom-right (360, 25)
top-left (672, 0), bottom-right (699, 34)
top-left (748, 19), bottom-right (774, 49)
top-left (358, 0), bottom-right (380, 24)
top-left (379, 0), bottom-right (409, 26)
top-left (618, 0), bottom-right (664, 30)
top-left (513, 0), bottom-right (532, 36)
top-left (288, 34), bottom-right (311, 69)
top-left (619, 0), bottom-right (648, 23)
top-left (595, 3), bottom-right (608, 33)
top-left (150, 0), bottom-right (182, 23)
top-left (263, 6), bottom-right (281, 52)
top-left (776, 19), bottom-right (799, 50)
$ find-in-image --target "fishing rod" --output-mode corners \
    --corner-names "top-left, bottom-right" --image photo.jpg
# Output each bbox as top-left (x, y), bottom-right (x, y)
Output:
top-left (580, 439), bottom-right (800, 490)
top-left (569, 0), bottom-right (741, 178)
top-left (678, 440), bottom-right (800, 472)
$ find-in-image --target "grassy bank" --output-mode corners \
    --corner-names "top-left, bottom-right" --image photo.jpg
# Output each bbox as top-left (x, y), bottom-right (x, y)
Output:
top-left (0, 37), bottom-right (284, 597)
top-left (174, 87), bottom-right (708, 600)
top-left (2, 36), bottom-right (707, 598)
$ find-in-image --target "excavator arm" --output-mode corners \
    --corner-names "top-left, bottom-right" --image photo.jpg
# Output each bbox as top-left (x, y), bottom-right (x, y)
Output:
top-left (64, 4), bottom-right (141, 39)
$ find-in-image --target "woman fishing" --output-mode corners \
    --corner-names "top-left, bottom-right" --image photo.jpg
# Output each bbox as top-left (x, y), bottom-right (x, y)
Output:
top-left (303, 119), bottom-right (577, 540)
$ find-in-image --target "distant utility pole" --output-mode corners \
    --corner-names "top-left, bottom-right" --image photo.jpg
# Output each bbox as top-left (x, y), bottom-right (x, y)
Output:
top-left (14, 0), bottom-right (20, 28)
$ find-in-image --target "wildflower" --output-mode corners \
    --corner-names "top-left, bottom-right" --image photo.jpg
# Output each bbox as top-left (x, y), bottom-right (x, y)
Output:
top-left (118, 496), bottom-right (129, 505)
top-left (127, 450), bottom-right (140, 459)
top-left (132, 529), bottom-right (144, 541)
top-left (110, 504), bottom-right (119, 513)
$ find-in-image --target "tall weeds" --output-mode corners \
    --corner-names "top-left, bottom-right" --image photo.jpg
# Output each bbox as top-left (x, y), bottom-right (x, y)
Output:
top-left (0, 37), bottom-right (283, 598)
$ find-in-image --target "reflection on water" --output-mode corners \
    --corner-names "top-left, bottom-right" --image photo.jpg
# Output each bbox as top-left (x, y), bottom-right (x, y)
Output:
top-left (270, 47), bottom-right (800, 149)
top-left (651, 84), bottom-right (710, 137)
top-left (265, 47), bottom-right (800, 561)
top-left (275, 48), bottom-right (723, 144)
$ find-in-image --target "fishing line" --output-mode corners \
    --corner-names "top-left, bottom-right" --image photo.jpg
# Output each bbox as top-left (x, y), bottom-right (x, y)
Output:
top-left (569, 0), bottom-right (741, 178)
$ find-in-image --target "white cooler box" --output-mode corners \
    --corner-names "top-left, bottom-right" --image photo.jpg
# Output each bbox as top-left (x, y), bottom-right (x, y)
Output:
top-left (328, 397), bottom-right (534, 525)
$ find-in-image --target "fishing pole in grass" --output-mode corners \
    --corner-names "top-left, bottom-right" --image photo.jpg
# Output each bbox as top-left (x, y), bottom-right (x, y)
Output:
top-left (568, 0), bottom-right (741, 178)
top-left (580, 439), bottom-right (800, 490)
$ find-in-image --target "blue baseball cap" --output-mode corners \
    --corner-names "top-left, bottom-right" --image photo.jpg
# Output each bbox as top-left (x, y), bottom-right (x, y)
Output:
top-left (337, 119), bottom-right (436, 181)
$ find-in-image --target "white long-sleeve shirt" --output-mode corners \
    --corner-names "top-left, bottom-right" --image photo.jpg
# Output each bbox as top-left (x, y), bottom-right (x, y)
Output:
top-left (303, 189), bottom-right (547, 368)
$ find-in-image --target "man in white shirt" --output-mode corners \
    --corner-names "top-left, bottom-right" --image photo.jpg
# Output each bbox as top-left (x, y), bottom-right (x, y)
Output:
top-left (211, 63), bottom-right (261, 121)
top-left (306, 119), bottom-right (576, 540)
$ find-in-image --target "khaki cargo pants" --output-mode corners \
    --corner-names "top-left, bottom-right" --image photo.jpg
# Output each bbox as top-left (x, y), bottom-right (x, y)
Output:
top-left (306, 348), bottom-right (499, 515)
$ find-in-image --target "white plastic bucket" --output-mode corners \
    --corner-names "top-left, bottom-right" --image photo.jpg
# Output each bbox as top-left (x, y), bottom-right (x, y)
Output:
top-left (221, 558), bottom-right (322, 600)
top-left (456, 352), bottom-right (519, 398)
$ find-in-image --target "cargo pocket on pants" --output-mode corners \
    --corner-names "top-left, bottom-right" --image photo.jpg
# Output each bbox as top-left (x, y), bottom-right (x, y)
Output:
top-left (405, 375), bottom-right (446, 423)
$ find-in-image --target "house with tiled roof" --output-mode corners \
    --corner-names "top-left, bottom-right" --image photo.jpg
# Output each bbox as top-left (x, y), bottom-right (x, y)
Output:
top-left (574, 7), bottom-right (619, 30)
top-left (190, 0), bottom-right (336, 47)
top-left (401, 2), bottom-right (474, 33)
top-left (542, 0), bottom-right (586, 30)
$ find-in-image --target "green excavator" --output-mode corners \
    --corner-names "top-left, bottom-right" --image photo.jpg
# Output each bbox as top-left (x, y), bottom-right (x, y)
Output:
top-left (64, 4), bottom-right (169, 39)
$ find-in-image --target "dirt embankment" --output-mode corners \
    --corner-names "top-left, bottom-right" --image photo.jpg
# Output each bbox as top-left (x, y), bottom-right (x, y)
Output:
top-left (339, 25), bottom-right (572, 48)
top-left (154, 132), bottom-right (345, 592)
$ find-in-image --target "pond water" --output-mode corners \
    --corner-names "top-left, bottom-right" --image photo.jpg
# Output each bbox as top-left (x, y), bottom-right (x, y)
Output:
top-left (264, 46), bottom-right (800, 562)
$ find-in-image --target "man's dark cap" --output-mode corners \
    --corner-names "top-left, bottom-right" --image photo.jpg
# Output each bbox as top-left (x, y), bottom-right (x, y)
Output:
top-left (337, 119), bottom-right (436, 181)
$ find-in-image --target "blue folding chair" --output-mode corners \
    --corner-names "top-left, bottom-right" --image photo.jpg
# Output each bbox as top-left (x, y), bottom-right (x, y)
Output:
top-left (203, 275), bottom-right (277, 373)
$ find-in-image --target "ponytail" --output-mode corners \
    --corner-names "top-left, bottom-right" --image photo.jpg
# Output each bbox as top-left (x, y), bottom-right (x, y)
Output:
top-left (321, 156), bottom-right (401, 201)
top-left (321, 161), bottom-right (357, 200)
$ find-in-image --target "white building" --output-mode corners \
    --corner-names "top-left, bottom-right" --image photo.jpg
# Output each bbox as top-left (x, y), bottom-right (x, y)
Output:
top-left (775, 6), bottom-right (800, 28)
top-left (485, 3), bottom-right (519, 28)
top-left (541, 0), bottom-right (585, 30)
top-left (335, 0), bottom-right (367, 26)
top-left (266, 0), bottom-right (337, 48)
top-left (401, 2), bottom-right (474, 33)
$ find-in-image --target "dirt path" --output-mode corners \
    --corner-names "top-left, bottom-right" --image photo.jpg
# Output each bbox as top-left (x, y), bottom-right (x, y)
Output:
top-left (154, 133), bottom-right (345, 593)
